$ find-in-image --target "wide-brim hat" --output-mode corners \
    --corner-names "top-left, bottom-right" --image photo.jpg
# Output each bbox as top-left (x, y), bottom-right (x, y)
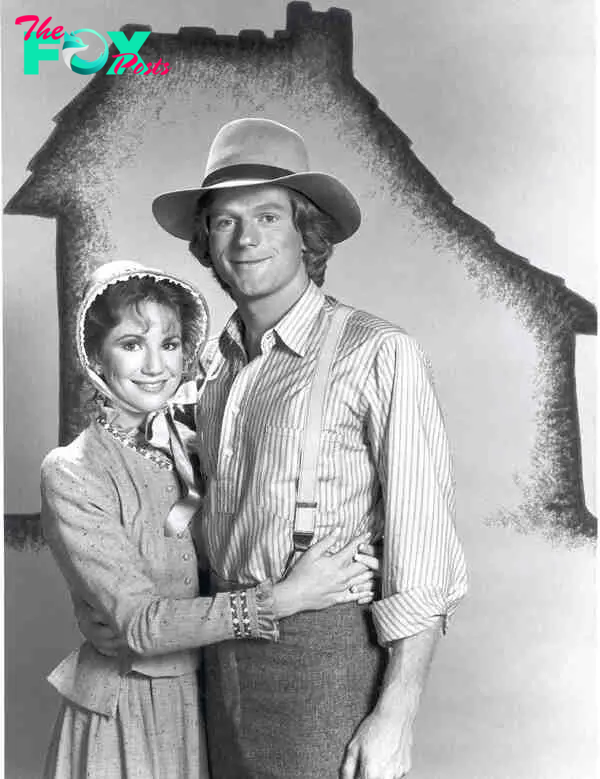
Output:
top-left (152, 118), bottom-right (361, 244)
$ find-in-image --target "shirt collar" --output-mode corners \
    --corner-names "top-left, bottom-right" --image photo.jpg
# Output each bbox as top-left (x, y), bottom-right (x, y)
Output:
top-left (273, 282), bottom-right (326, 357)
top-left (218, 282), bottom-right (327, 359)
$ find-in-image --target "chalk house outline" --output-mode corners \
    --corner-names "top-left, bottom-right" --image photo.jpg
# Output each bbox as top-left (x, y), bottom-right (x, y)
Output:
top-left (5, 2), bottom-right (596, 545)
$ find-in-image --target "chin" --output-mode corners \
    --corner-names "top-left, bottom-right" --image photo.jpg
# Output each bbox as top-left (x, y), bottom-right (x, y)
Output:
top-left (144, 396), bottom-right (172, 412)
top-left (122, 394), bottom-right (169, 417)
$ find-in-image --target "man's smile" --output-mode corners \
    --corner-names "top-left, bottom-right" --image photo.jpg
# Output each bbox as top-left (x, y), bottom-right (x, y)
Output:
top-left (230, 255), bottom-right (272, 266)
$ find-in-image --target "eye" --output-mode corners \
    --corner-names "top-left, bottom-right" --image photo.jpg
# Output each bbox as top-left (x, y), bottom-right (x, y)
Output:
top-left (163, 338), bottom-right (182, 352)
top-left (258, 212), bottom-right (279, 225)
top-left (210, 216), bottom-right (235, 232)
top-left (120, 340), bottom-right (142, 352)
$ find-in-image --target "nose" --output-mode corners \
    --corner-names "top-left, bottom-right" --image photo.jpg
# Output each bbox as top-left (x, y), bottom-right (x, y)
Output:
top-left (141, 346), bottom-right (164, 375)
top-left (237, 217), bottom-right (259, 247)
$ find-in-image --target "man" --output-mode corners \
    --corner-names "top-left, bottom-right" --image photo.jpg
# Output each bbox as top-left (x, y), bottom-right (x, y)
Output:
top-left (149, 117), bottom-right (468, 779)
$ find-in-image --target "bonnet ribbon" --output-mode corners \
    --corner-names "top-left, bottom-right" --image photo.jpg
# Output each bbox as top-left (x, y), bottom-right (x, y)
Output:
top-left (145, 407), bottom-right (202, 538)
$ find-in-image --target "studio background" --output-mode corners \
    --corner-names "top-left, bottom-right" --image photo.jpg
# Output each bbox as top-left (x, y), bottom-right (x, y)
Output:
top-left (3, 2), bottom-right (596, 778)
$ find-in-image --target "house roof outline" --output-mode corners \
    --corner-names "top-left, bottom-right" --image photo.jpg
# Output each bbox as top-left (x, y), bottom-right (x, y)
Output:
top-left (5, 2), bottom-right (596, 337)
top-left (4, 2), bottom-right (596, 544)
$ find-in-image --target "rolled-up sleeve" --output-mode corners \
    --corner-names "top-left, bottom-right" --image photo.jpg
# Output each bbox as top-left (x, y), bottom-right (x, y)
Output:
top-left (364, 334), bottom-right (468, 645)
top-left (41, 451), bottom-right (278, 656)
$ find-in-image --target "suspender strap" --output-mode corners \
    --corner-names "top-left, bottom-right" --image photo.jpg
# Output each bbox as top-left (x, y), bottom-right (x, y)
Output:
top-left (292, 304), bottom-right (353, 554)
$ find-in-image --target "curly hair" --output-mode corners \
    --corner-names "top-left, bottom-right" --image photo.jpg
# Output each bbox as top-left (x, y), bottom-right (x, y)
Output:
top-left (84, 277), bottom-right (203, 369)
top-left (188, 188), bottom-right (337, 288)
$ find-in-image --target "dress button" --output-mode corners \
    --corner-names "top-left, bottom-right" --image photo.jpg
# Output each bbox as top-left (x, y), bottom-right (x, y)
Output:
top-left (184, 576), bottom-right (192, 585)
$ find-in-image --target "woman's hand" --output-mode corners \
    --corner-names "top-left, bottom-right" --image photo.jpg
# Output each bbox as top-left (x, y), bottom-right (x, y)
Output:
top-left (71, 594), bottom-right (125, 656)
top-left (272, 532), bottom-right (381, 619)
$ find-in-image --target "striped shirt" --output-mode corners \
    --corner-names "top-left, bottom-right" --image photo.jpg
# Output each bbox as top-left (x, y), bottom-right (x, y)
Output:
top-left (194, 282), bottom-right (467, 645)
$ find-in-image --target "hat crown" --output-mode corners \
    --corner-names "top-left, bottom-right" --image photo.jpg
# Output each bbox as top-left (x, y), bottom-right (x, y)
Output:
top-left (204, 118), bottom-right (310, 179)
top-left (152, 117), bottom-right (361, 243)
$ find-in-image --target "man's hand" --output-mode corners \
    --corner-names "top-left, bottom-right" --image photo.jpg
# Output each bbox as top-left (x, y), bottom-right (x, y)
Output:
top-left (72, 595), bottom-right (125, 656)
top-left (340, 619), bottom-right (443, 779)
top-left (341, 709), bottom-right (413, 779)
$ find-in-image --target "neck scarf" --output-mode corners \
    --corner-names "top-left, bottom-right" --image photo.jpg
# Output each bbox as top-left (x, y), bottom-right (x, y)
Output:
top-left (145, 404), bottom-right (202, 537)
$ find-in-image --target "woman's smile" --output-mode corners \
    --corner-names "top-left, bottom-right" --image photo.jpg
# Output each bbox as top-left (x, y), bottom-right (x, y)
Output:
top-left (132, 379), bottom-right (170, 393)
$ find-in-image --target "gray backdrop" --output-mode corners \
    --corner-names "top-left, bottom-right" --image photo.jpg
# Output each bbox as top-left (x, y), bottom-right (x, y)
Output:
top-left (3, 2), bottom-right (596, 778)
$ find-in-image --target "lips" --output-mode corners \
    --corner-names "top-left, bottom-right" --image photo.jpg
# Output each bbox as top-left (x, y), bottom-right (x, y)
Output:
top-left (133, 380), bottom-right (169, 394)
top-left (231, 255), bottom-right (271, 266)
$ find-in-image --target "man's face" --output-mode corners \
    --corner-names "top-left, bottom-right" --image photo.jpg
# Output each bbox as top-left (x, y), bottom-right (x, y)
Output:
top-left (206, 185), bottom-right (308, 305)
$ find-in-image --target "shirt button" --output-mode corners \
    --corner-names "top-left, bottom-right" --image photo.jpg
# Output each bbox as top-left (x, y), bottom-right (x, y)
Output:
top-left (184, 576), bottom-right (192, 585)
top-left (182, 553), bottom-right (191, 561)
top-left (166, 485), bottom-right (175, 493)
top-left (223, 448), bottom-right (233, 459)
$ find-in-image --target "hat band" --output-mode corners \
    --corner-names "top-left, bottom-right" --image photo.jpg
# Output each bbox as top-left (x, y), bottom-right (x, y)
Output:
top-left (202, 164), bottom-right (296, 188)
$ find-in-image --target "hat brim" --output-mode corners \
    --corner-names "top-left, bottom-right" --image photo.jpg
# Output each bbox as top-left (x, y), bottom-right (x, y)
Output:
top-left (152, 172), bottom-right (361, 244)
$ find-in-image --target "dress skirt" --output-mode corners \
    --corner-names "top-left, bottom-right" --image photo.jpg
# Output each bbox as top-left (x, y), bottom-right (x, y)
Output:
top-left (204, 603), bottom-right (385, 779)
top-left (43, 671), bottom-right (209, 779)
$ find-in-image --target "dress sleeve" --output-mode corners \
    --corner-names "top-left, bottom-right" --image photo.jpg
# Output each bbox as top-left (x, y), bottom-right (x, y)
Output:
top-left (41, 450), bottom-right (278, 656)
top-left (363, 335), bottom-right (468, 645)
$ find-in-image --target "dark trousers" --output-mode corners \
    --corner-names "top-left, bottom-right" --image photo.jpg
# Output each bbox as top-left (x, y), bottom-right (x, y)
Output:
top-left (205, 603), bottom-right (385, 779)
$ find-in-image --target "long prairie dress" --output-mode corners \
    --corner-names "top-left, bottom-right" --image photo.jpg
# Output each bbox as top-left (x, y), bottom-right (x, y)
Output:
top-left (41, 418), bottom-right (277, 779)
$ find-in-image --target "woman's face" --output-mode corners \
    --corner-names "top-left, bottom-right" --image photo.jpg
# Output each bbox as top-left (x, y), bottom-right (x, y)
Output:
top-left (98, 300), bottom-right (184, 427)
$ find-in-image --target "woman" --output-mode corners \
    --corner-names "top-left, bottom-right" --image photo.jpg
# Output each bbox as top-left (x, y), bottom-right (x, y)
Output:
top-left (41, 261), bottom-right (378, 778)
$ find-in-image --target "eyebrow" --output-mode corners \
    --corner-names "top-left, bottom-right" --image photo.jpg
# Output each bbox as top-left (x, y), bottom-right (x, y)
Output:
top-left (112, 332), bottom-right (144, 343)
top-left (112, 325), bottom-right (181, 342)
top-left (209, 201), bottom-right (289, 215)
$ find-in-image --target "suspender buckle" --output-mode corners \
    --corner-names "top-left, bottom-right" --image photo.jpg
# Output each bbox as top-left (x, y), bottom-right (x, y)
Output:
top-left (293, 502), bottom-right (317, 551)
top-left (292, 531), bottom-right (314, 552)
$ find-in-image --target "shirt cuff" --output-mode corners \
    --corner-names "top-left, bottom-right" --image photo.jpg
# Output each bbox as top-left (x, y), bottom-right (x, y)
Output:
top-left (243, 581), bottom-right (280, 642)
top-left (371, 586), bottom-right (466, 646)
